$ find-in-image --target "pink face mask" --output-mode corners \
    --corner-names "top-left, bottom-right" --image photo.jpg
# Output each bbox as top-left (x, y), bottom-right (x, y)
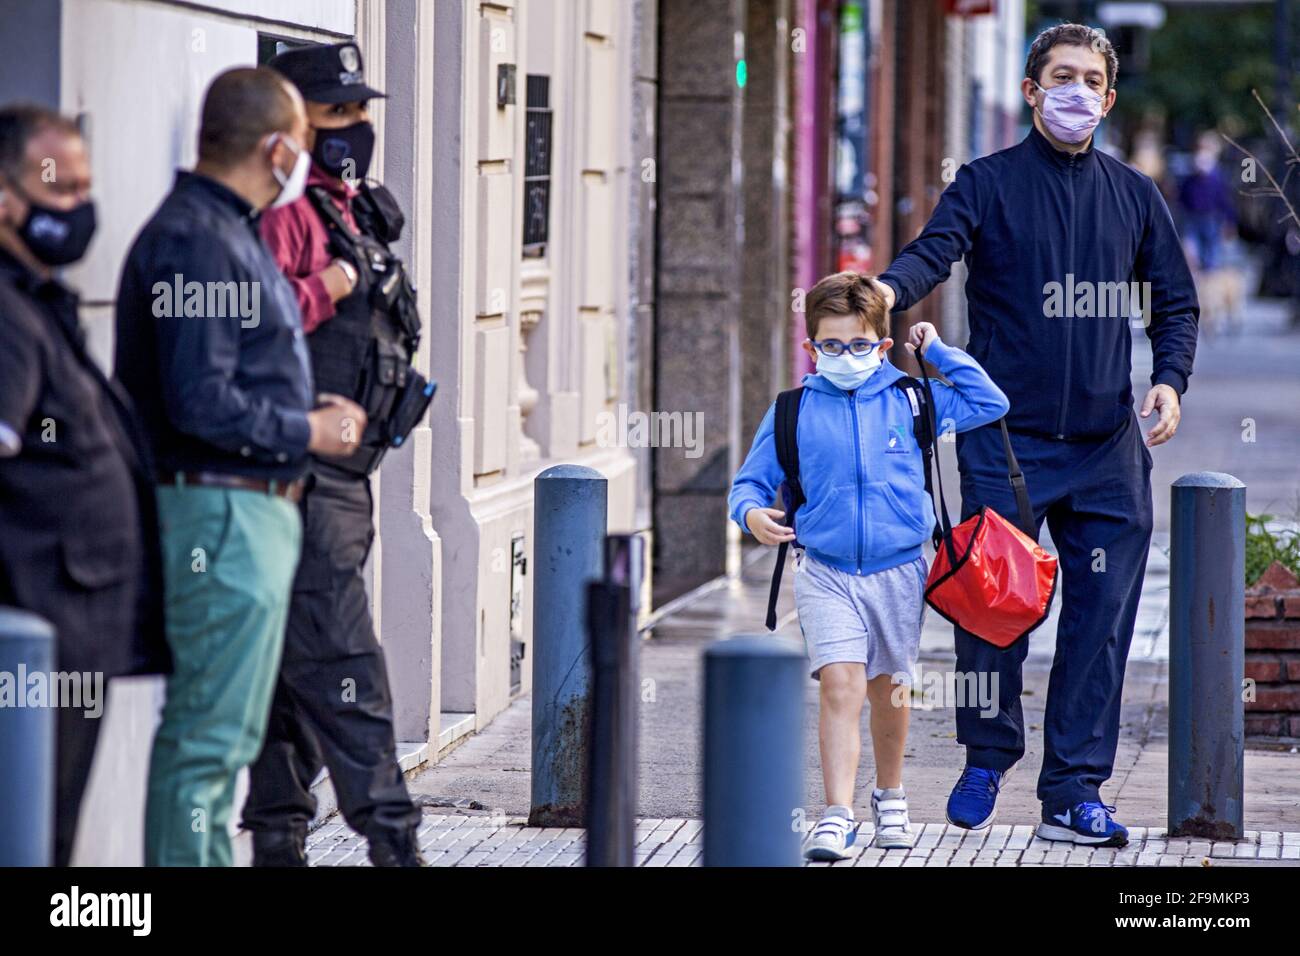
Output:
top-left (1035, 81), bottom-right (1104, 145)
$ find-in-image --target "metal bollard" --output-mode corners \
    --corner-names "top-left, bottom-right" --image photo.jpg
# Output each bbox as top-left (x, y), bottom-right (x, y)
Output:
top-left (585, 534), bottom-right (644, 867)
top-left (0, 607), bottom-right (56, 866)
top-left (530, 464), bottom-right (608, 827)
top-left (703, 635), bottom-right (805, 866)
top-left (1168, 472), bottom-right (1246, 839)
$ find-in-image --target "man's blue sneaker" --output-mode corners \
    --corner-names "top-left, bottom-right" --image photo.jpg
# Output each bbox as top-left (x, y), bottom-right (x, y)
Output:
top-left (1036, 801), bottom-right (1129, 847)
top-left (945, 765), bottom-right (1008, 830)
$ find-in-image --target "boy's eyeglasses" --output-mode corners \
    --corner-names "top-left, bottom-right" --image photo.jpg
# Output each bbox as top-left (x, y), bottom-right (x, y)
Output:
top-left (810, 338), bottom-right (882, 358)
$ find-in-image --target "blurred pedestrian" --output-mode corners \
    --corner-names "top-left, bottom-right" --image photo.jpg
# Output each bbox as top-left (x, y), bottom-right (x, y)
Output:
top-left (0, 104), bottom-right (166, 866)
top-left (239, 42), bottom-right (429, 868)
top-left (1179, 132), bottom-right (1242, 336)
top-left (114, 67), bottom-right (367, 866)
top-left (1179, 133), bottom-right (1237, 273)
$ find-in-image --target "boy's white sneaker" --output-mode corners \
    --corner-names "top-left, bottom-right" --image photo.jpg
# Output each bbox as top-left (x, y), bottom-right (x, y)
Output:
top-left (871, 787), bottom-right (915, 849)
top-left (804, 806), bottom-right (858, 861)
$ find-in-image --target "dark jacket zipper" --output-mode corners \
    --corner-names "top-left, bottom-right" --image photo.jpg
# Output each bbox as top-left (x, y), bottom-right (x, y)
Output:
top-left (1054, 152), bottom-right (1078, 439)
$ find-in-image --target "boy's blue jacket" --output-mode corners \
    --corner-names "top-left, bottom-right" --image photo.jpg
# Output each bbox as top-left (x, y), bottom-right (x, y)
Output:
top-left (727, 339), bottom-right (1009, 577)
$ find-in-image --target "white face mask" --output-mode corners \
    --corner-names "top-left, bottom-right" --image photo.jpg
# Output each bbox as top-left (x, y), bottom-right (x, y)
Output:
top-left (816, 346), bottom-right (882, 391)
top-left (268, 133), bottom-right (311, 209)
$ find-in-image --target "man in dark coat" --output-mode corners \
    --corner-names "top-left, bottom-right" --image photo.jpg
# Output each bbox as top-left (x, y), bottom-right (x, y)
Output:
top-left (0, 103), bottom-right (166, 866)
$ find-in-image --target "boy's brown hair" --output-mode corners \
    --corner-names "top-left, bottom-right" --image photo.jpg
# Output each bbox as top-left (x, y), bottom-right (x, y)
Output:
top-left (805, 271), bottom-right (890, 341)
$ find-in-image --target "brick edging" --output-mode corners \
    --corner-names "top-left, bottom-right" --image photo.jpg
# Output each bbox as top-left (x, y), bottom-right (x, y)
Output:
top-left (1245, 562), bottom-right (1300, 738)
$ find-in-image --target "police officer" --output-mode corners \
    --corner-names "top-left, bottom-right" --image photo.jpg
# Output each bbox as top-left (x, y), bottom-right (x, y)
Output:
top-left (0, 104), bottom-right (166, 866)
top-left (242, 42), bottom-right (430, 867)
top-left (116, 67), bottom-right (368, 867)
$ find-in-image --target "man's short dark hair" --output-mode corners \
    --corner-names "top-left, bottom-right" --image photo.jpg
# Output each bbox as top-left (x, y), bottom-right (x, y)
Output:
top-left (0, 103), bottom-right (81, 181)
top-left (1025, 23), bottom-right (1118, 91)
top-left (197, 67), bottom-right (300, 167)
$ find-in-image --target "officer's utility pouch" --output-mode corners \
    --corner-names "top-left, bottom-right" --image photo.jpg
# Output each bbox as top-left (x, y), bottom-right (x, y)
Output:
top-left (359, 183), bottom-right (405, 244)
top-left (355, 343), bottom-right (402, 434)
top-left (325, 347), bottom-right (433, 477)
top-left (384, 371), bottom-right (436, 450)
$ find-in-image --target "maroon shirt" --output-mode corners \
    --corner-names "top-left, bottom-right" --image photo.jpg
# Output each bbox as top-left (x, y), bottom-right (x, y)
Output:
top-left (259, 162), bottom-right (359, 334)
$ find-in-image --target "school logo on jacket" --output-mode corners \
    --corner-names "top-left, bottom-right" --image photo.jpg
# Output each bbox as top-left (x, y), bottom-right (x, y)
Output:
top-left (886, 424), bottom-right (910, 454)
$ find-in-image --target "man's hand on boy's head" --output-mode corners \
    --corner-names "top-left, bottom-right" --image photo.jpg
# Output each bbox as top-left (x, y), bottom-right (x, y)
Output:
top-left (905, 321), bottom-right (940, 358)
top-left (745, 506), bottom-right (796, 546)
top-left (875, 277), bottom-right (896, 311)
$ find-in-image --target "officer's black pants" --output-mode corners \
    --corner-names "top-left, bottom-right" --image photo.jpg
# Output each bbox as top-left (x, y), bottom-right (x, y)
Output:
top-left (55, 702), bottom-right (105, 866)
top-left (241, 468), bottom-right (419, 848)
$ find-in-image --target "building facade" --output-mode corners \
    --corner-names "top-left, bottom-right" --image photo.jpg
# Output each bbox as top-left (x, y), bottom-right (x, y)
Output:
top-left (0, 0), bottom-right (1026, 865)
top-left (0, 0), bottom-right (645, 864)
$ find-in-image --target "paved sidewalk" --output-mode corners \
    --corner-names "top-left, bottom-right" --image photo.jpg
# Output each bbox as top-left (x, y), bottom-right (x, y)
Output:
top-left (306, 813), bottom-right (1300, 867)
top-left (391, 538), bottom-right (1299, 831)
top-left (307, 528), bottom-right (1297, 867)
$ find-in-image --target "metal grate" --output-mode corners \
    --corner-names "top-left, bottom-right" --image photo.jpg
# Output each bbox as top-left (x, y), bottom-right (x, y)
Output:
top-left (523, 75), bottom-right (552, 255)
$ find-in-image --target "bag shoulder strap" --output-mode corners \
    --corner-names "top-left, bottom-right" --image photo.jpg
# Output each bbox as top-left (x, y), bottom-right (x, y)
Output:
top-left (999, 417), bottom-right (1035, 537)
top-left (766, 387), bottom-right (804, 631)
top-left (913, 353), bottom-right (1035, 544)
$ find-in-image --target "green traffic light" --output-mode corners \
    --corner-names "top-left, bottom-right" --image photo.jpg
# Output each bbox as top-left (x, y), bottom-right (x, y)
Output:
top-left (736, 58), bottom-right (747, 89)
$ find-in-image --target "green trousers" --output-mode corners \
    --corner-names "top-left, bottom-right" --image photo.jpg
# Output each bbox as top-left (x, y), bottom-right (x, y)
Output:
top-left (145, 484), bottom-right (302, 866)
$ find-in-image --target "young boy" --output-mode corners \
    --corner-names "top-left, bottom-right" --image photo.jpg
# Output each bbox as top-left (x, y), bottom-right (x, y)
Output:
top-left (727, 271), bottom-right (1008, 860)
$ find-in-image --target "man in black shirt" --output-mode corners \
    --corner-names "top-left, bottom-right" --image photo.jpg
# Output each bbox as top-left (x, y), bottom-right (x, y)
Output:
top-left (0, 104), bottom-right (165, 866)
top-left (115, 67), bottom-right (367, 866)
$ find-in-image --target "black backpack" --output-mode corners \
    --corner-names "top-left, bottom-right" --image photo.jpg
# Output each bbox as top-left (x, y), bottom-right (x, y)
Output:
top-left (763, 377), bottom-right (941, 631)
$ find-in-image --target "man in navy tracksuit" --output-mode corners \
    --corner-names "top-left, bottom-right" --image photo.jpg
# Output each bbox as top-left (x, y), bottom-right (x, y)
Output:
top-left (877, 24), bottom-right (1198, 846)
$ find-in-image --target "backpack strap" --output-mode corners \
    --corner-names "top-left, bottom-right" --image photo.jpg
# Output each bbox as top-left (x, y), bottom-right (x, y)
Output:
top-left (905, 365), bottom-right (959, 567)
top-left (892, 376), bottom-right (944, 552)
top-left (765, 387), bottom-right (804, 632)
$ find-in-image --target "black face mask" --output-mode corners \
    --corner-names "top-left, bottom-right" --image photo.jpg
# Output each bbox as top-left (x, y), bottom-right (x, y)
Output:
top-left (17, 194), bottom-right (97, 267)
top-left (311, 120), bottom-right (375, 185)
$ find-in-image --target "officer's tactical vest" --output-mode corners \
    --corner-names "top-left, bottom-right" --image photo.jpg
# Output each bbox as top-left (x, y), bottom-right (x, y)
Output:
top-left (305, 182), bottom-right (425, 477)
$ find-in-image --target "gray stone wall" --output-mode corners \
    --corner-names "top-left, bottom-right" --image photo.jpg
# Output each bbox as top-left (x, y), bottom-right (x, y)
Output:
top-left (653, 0), bottom-right (748, 601)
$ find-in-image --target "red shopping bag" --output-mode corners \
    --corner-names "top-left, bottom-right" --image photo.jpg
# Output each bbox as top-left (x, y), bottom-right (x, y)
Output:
top-left (915, 357), bottom-right (1058, 649)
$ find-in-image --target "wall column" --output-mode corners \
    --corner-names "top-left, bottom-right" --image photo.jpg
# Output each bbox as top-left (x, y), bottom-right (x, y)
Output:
top-left (741, 0), bottom-right (792, 438)
top-left (653, 0), bottom-right (747, 602)
top-left (374, 0), bottom-right (441, 747)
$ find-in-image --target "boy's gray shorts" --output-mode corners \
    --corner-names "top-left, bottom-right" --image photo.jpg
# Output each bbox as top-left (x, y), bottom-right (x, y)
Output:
top-left (793, 550), bottom-right (928, 682)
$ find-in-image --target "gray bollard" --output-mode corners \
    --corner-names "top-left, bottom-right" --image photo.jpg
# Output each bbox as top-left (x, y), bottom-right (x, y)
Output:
top-left (704, 635), bottom-right (805, 866)
top-left (1168, 472), bottom-right (1246, 839)
top-left (530, 464), bottom-right (608, 827)
top-left (585, 533), bottom-right (643, 867)
top-left (0, 607), bottom-right (56, 866)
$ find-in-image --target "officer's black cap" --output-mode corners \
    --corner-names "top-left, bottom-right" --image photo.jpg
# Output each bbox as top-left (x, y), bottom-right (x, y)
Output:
top-left (268, 41), bottom-right (386, 105)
